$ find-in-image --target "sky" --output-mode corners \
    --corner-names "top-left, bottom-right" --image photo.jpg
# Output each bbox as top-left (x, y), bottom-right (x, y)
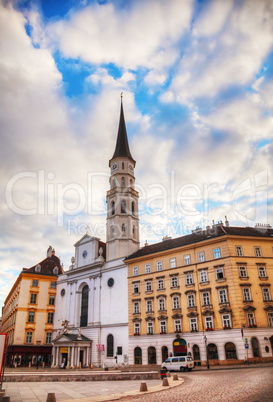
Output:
top-left (0, 0), bottom-right (273, 309)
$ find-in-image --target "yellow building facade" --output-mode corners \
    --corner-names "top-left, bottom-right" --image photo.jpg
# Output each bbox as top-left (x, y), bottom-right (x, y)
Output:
top-left (125, 223), bottom-right (273, 366)
top-left (0, 246), bottom-right (63, 366)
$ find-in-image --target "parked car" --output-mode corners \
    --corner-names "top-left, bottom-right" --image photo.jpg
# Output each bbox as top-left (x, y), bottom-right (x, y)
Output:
top-left (161, 356), bottom-right (194, 372)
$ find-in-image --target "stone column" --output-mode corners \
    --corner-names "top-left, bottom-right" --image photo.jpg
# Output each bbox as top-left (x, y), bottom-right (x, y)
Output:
top-left (71, 346), bottom-right (74, 367)
top-left (67, 346), bottom-right (71, 368)
top-left (77, 346), bottom-right (81, 368)
top-left (51, 346), bottom-right (55, 367)
top-left (86, 346), bottom-right (90, 367)
top-left (56, 346), bottom-right (60, 367)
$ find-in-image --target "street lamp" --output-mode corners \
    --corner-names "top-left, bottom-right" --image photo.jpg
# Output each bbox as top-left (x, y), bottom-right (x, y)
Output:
top-left (204, 335), bottom-right (210, 370)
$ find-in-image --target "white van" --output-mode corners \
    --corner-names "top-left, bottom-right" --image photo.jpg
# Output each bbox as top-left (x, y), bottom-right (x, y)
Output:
top-left (161, 356), bottom-right (194, 372)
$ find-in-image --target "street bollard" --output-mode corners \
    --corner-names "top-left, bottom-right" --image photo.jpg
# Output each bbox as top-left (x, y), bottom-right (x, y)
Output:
top-left (173, 374), bottom-right (179, 381)
top-left (139, 382), bottom-right (148, 392)
top-left (162, 378), bottom-right (169, 387)
top-left (167, 371), bottom-right (171, 377)
top-left (46, 393), bottom-right (56, 402)
top-left (3, 397), bottom-right (10, 402)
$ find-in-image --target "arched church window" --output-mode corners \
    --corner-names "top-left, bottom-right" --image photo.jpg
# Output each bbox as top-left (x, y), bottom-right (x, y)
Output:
top-left (122, 224), bottom-right (126, 233)
top-left (121, 177), bottom-right (125, 186)
top-left (111, 201), bottom-right (115, 216)
top-left (130, 179), bottom-right (133, 188)
top-left (122, 162), bottom-right (124, 170)
top-left (107, 334), bottom-right (114, 357)
top-left (132, 202), bottom-right (135, 215)
top-left (113, 179), bottom-right (116, 188)
top-left (121, 200), bottom-right (126, 213)
top-left (80, 285), bottom-right (89, 327)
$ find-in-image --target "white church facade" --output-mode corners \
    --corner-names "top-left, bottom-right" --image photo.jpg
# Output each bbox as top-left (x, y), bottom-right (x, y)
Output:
top-left (52, 97), bottom-right (139, 368)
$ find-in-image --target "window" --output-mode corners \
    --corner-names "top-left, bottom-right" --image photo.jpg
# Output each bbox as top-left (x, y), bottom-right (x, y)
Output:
top-left (122, 162), bottom-right (124, 170)
top-left (26, 332), bottom-right (33, 344)
top-left (213, 248), bottom-right (221, 259)
top-left (205, 316), bottom-right (214, 329)
top-left (157, 278), bottom-right (164, 290)
top-left (147, 322), bottom-right (154, 334)
top-left (121, 177), bottom-right (125, 186)
top-left (262, 288), bottom-right (271, 301)
top-left (145, 264), bottom-right (151, 274)
top-left (236, 246), bottom-right (243, 256)
top-left (172, 296), bottom-right (180, 309)
top-left (35, 264), bottom-right (41, 272)
top-left (80, 285), bottom-right (89, 327)
top-left (198, 251), bottom-right (205, 262)
top-left (32, 280), bottom-right (38, 287)
top-left (158, 298), bottom-right (166, 311)
top-left (47, 312), bottom-right (54, 324)
top-left (134, 323), bottom-right (140, 334)
top-left (218, 289), bottom-right (228, 303)
top-left (133, 266), bottom-right (138, 276)
top-left (146, 300), bottom-right (153, 312)
top-left (239, 266), bottom-right (247, 277)
top-left (216, 267), bottom-right (224, 280)
top-left (107, 334), bottom-right (114, 357)
top-left (111, 201), bottom-right (115, 215)
top-left (184, 255), bottom-right (191, 265)
top-left (145, 281), bottom-right (152, 292)
top-left (174, 319), bottom-right (182, 332)
top-left (258, 266), bottom-right (267, 277)
top-left (186, 273), bottom-right (193, 285)
top-left (222, 314), bottom-right (231, 328)
top-left (170, 258), bottom-right (176, 268)
top-left (133, 283), bottom-right (139, 294)
top-left (187, 294), bottom-right (195, 307)
top-left (28, 311), bottom-right (35, 323)
top-left (53, 267), bottom-right (58, 275)
top-left (171, 276), bottom-right (178, 287)
top-left (157, 261), bottom-right (163, 271)
top-left (45, 332), bottom-right (52, 344)
top-left (122, 224), bottom-right (126, 232)
top-left (267, 312), bottom-right (273, 327)
top-left (133, 301), bottom-right (140, 314)
top-left (202, 292), bottom-right (210, 306)
top-left (190, 318), bottom-right (198, 331)
top-left (243, 288), bottom-right (252, 301)
top-left (50, 282), bottom-right (56, 289)
top-left (247, 313), bottom-right (256, 326)
top-left (132, 202), bottom-right (135, 216)
top-left (254, 247), bottom-right (262, 257)
top-left (199, 270), bottom-right (208, 283)
top-left (49, 295), bottom-right (55, 306)
top-left (121, 199), bottom-right (126, 213)
top-left (160, 321), bottom-right (167, 333)
top-left (30, 294), bottom-right (37, 304)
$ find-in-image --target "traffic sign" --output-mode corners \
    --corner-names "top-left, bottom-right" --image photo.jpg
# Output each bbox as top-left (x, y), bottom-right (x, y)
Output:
top-left (245, 343), bottom-right (249, 349)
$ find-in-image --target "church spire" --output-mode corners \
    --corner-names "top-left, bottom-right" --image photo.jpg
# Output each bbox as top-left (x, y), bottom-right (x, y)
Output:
top-left (111, 94), bottom-right (134, 162)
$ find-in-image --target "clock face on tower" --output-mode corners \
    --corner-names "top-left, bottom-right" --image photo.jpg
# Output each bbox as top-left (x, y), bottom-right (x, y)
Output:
top-left (128, 164), bottom-right (134, 171)
top-left (111, 162), bottom-right (118, 171)
top-left (82, 250), bottom-right (88, 259)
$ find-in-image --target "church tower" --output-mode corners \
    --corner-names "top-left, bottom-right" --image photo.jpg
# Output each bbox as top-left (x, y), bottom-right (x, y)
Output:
top-left (106, 96), bottom-right (139, 261)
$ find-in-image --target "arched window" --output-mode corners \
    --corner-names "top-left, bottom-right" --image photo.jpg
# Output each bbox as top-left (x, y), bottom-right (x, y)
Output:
top-left (80, 285), bottom-right (89, 327)
top-left (133, 226), bottom-right (135, 237)
top-left (225, 342), bottom-right (237, 359)
top-left (193, 344), bottom-right (200, 361)
top-left (122, 162), bottom-right (124, 170)
top-left (130, 179), bottom-right (133, 187)
top-left (113, 179), bottom-right (116, 188)
top-left (122, 224), bottom-right (126, 233)
top-left (162, 346), bottom-right (168, 363)
top-left (121, 200), bottom-right (126, 213)
top-left (121, 177), bottom-right (125, 186)
top-left (207, 343), bottom-right (218, 360)
top-left (148, 346), bottom-right (157, 364)
top-left (251, 337), bottom-right (260, 357)
top-left (111, 201), bottom-right (115, 216)
top-left (134, 347), bottom-right (142, 365)
top-left (132, 202), bottom-right (135, 216)
top-left (107, 334), bottom-right (114, 357)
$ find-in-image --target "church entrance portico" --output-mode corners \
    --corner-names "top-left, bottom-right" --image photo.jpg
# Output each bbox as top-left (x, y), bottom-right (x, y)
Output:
top-left (52, 332), bottom-right (92, 368)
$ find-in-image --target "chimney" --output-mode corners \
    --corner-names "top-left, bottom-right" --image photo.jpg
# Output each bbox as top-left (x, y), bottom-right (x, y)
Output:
top-left (225, 216), bottom-right (229, 227)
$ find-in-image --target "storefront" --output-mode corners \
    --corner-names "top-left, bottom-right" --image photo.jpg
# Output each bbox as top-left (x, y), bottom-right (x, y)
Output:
top-left (6, 345), bottom-right (52, 367)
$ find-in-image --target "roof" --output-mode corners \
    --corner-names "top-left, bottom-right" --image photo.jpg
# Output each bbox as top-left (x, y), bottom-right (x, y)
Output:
top-left (111, 99), bottom-right (135, 162)
top-left (124, 225), bottom-right (273, 261)
top-left (63, 334), bottom-right (92, 342)
top-left (22, 254), bottom-right (63, 276)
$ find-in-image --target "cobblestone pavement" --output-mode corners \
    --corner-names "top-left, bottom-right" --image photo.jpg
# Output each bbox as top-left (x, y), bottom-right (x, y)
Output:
top-left (125, 367), bottom-right (273, 402)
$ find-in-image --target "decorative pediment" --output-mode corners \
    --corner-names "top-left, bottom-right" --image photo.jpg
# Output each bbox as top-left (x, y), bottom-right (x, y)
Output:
top-left (172, 313), bottom-right (183, 319)
top-left (218, 307), bottom-right (232, 314)
top-left (145, 316), bottom-right (155, 322)
top-left (243, 305), bottom-right (256, 312)
top-left (132, 317), bottom-right (142, 322)
top-left (264, 305), bottom-right (273, 312)
top-left (187, 311), bottom-right (199, 318)
top-left (202, 309), bottom-right (214, 316)
top-left (157, 315), bottom-right (168, 320)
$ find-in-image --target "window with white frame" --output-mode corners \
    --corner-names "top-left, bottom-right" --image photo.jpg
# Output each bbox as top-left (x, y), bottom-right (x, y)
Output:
top-left (198, 251), bottom-right (205, 262)
top-left (145, 281), bottom-right (152, 292)
top-left (213, 248), bottom-right (221, 259)
top-left (243, 288), bottom-right (252, 301)
top-left (186, 273), bottom-right (193, 285)
top-left (190, 317), bottom-right (198, 331)
top-left (222, 314), bottom-right (231, 328)
top-left (172, 296), bottom-right (180, 309)
top-left (26, 331), bottom-right (33, 344)
top-left (133, 266), bottom-right (139, 276)
top-left (254, 247), bottom-right (262, 257)
top-left (171, 276), bottom-right (178, 287)
top-left (158, 298), bottom-right (166, 311)
top-left (147, 321), bottom-right (154, 334)
top-left (202, 292), bottom-right (211, 306)
top-left (49, 295), bottom-right (55, 306)
top-left (47, 312), bottom-right (54, 324)
top-left (160, 321), bottom-right (167, 333)
top-left (157, 261), bottom-right (163, 271)
top-left (157, 278), bottom-right (164, 290)
top-left (218, 289), bottom-right (228, 303)
top-left (247, 312), bottom-right (256, 326)
top-left (184, 255), bottom-right (191, 265)
top-left (205, 316), bottom-right (214, 329)
top-left (236, 246), bottom-right (243, 256)
top-left (28, 311), bottom-right (35, 323)
top-left (258, 266), bottom-right (267, 277)
top-left (45, 332), bottom-right (52, 344)
top-left (267, 312), bottom-right (273, 327)
top-left (170, 258), bottom-right (176, 268)
top-left (133, 283), bottom-right (139, 294)
top-left (199, 270), bottom-right (208, 283)
top-left (262, 288), bottom-right (271, 301)
top-left (216, 267), bottom-right (224, 280)
top-left (50, 282), bottom-right (56, 289)
top-left (239, 266), bottom-right (248, 277)
top-left (133, 301), bottom-right (140, 314)
top-left (134, 322), bottom-right (140, 334)
top-left (174, 319), bottom-right (182, 332)
top-left (146, 300), bottom-right (153, 312)
top-left (145, 264), bottom-right (151, 274)
top-left (187, 294), bottom-right (195, 307)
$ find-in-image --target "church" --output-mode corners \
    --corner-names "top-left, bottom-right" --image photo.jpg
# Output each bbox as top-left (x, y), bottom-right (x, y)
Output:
top-left (52, 96), bottom-right (139, 368)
